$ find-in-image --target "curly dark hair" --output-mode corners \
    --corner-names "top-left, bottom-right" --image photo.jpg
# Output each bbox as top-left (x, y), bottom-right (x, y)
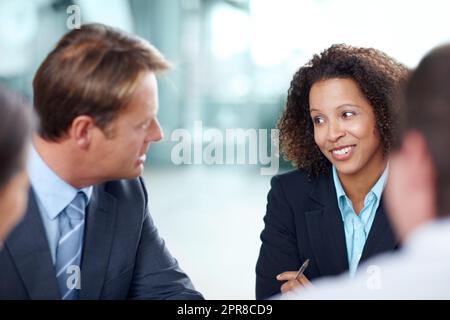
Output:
top-left (278, 44), bottom-right (409, 176)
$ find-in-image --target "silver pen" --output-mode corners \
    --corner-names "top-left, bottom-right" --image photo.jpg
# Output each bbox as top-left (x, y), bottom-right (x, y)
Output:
top-left (295, 259), bottom-right (310, 280)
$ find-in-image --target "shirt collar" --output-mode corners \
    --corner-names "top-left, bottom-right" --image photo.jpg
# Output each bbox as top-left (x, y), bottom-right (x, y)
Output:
top-left (371, 163), bottom-right (389, 201)
top-left (27, 145), bottom-right (93, 220)
top-left (332, 165), bottom-right (347, 200)
top-left (332, 164), bottom-right (389, 209)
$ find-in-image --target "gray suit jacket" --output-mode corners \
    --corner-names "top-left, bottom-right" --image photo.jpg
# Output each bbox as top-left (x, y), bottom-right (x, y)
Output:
top-left (0, 177), bottom-right (203, 300)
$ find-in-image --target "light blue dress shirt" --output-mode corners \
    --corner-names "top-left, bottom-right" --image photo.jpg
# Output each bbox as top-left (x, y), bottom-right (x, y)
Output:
top-left (332, 165), bottom-right (388, 277)
top-left (27, 146), bottom-right (93, 264)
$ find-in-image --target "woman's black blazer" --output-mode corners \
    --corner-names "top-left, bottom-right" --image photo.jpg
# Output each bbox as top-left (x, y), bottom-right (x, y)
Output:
top-left (255, 168), bottom-right (398, 299)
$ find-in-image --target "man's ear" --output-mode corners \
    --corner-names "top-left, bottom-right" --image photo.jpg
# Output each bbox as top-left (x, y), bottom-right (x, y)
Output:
top-left (68, 115), bottom-right (96, 149)
top-left (402, 130), bottom-right (433, 160)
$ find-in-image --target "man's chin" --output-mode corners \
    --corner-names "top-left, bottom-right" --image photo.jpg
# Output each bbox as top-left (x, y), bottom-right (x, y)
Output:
top-left (123, 169), bottom-right (144, 180)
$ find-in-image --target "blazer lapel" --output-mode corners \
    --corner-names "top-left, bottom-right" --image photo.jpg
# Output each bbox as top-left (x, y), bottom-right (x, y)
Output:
top-left (5, 189), bottom-right (60, 299)
top-left (79, 185), bottom-right (117, 299)
top-left (303, 173), bottom-right (349, 276)
top-left (360, 198), bottom-right (398, 262)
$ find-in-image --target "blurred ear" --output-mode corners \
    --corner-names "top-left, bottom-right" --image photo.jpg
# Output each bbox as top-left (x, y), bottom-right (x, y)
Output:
top-left (402, 130), bottom-right (429, 156)
top-left (385, 130), bottom-right (437, 242)
top-left (68, 115), bottom-right (96, 149)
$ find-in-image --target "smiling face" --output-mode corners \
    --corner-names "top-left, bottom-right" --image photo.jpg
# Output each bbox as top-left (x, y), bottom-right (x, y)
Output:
top-left (89, 71), bottom-right (163, 181)
top-left (309, 78), bottom-right (385, 179)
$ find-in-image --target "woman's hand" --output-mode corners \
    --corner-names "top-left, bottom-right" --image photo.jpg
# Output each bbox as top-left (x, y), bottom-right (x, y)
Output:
top-left (277, 271), bottom-right (313, 294)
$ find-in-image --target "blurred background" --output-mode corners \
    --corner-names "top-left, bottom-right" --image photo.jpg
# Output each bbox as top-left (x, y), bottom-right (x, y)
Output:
top-left (1, 0), bottom-right (450, 299)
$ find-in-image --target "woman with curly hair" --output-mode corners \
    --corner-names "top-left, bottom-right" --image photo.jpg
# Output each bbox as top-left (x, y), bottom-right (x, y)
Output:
top-left (256, 44), bottom-right (409, 299)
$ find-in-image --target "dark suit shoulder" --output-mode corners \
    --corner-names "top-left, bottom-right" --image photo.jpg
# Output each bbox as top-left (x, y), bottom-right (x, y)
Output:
top-left (99, 178), bottom-right (148, 220)
top-left (273, 168), bottom-right (310, 185)
top-left (272, 168), bottom-right (330, 198)
top-left (101, 178), bottom-right (146, 200)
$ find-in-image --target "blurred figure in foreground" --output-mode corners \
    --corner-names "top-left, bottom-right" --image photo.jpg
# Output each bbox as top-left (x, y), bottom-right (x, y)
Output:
top-left (0, 86), bottom-right (31, 246)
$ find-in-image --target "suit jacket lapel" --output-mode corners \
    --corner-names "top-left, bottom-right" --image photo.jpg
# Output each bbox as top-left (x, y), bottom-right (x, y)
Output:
top-left (361, 198), bottom-right (398, 262)
top-left (303, 173), bottom-right (349, 276)
top-left (79, 184), bottom-right (117, 299)
top-left (5, 189), bottom-right (60, 299)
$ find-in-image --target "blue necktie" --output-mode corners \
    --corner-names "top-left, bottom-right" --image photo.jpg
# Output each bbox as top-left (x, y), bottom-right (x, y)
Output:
top-left (55, 192), bottom-right (86, 300)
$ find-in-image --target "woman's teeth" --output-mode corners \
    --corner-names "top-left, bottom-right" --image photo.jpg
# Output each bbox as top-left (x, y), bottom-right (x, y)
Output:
top-left (332, 146), bottom-right (352, 155)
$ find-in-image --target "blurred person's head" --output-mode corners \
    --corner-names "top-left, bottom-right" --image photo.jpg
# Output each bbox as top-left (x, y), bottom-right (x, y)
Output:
top-left (0, 86), bottom-right (31, 244)
top-left (402, 44), bottom-right (450, 217)
top-left (32, 23), bottom-right (170, 187)
top-left (279, 44), bottom-right (409, 180)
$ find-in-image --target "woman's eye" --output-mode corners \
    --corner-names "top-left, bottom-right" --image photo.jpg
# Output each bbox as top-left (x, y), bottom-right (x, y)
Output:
top-left (313, 117), bottom-right (324, 124)
top-left (342, 111), bottom-right (355, 118)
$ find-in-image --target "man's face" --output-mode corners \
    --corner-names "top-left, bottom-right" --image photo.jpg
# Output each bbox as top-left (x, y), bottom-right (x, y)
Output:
top-left (90, 71), bottom-right (163, 181)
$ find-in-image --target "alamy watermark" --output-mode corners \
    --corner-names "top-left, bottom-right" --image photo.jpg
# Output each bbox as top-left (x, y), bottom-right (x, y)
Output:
top-left (66, 5), bottom-right (81, 30)
top-left (366, 265), bottom-right (382, 290)
top-left (66, 265), bottom-right (81, 290)
top-left (170, 121), bottom-right (280, 175)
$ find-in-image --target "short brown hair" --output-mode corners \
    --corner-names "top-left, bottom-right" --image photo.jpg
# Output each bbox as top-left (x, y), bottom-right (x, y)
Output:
top-left (403, 44), bottom-right (450, 216)
top-left (33, 23), bottom-right (171, 141)
top-left (279, 44), bottom-right (409, 176)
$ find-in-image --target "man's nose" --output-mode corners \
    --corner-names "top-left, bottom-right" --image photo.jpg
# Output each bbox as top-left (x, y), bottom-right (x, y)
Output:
top-left (145, 119), bottom-right (163, 143)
